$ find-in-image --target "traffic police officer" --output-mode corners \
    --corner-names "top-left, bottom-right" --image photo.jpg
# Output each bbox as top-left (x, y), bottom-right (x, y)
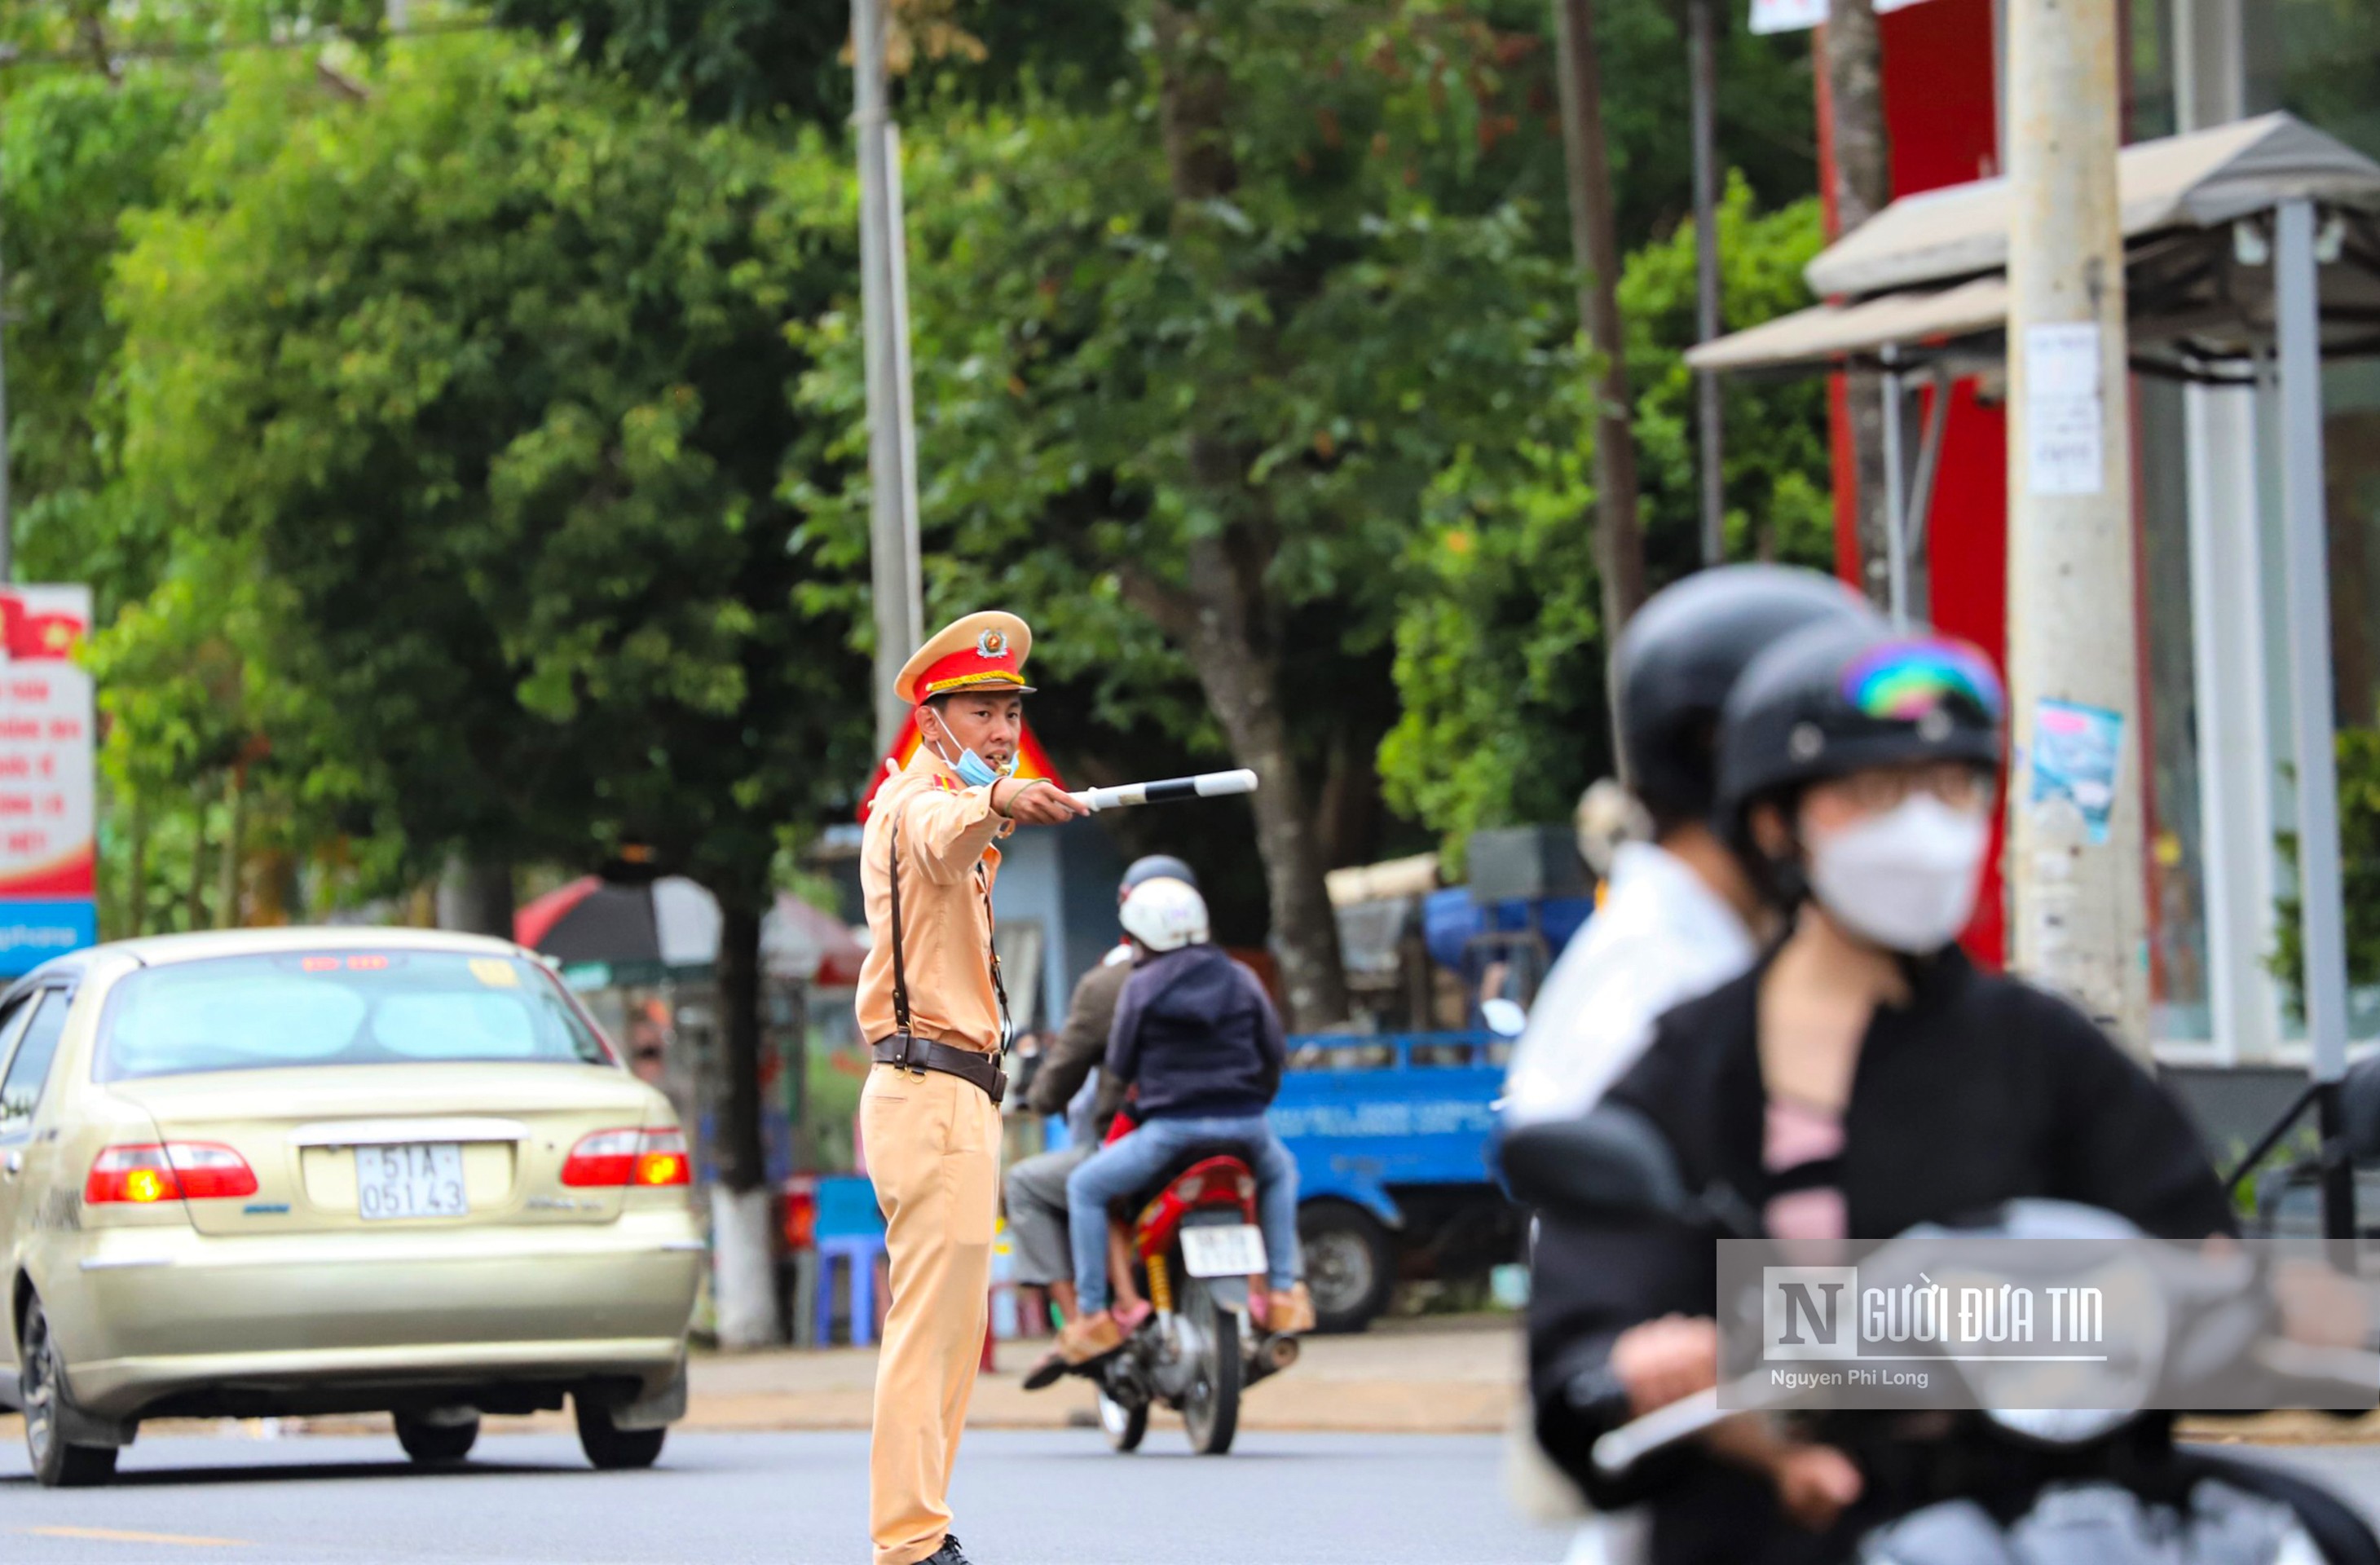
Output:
top-left (857, 611), bottom-right (1086, 1565)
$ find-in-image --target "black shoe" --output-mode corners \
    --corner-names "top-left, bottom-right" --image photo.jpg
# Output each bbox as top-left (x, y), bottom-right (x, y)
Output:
top-left (1020, 1350), bottom-right (1068, 1391)
top-left (922, 1533), bottom-right (972, 1565)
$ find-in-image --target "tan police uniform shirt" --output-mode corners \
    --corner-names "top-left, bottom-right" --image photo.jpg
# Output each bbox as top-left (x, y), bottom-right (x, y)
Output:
top-left (855, 751), bottom-right (1012, 1053)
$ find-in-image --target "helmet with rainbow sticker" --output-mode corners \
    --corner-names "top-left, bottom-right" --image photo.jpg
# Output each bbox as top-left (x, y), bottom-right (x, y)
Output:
top-left (1715, 618), bottom-right (2005, 831)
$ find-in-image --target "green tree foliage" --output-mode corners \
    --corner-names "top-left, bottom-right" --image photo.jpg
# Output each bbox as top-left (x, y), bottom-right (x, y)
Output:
top-left (486, 0), bottom-right (1132, 126)
top-left (1, 68), bottom-right (207, 606)
top-left (108, 36), bottom-right (871, 1180)
top-left (1380, 180), bottom-right (1832, 854)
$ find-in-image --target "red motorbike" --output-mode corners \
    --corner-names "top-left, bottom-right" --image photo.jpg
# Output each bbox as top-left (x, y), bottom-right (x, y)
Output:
top-left (1088, 1140), bottom-right (1301, 1456)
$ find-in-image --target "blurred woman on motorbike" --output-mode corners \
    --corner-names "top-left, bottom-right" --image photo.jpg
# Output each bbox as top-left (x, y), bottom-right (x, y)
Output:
top-left (1524, 616), bottom-right (2241, 1563)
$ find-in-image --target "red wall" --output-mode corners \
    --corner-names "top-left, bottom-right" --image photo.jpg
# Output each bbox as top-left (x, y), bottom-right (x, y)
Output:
top-left (1822, 0), bottom-right (2011, 963)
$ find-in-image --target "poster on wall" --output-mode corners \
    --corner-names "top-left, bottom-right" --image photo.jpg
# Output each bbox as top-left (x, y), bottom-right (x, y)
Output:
top-left (0, 585), bottom-right (95, 976)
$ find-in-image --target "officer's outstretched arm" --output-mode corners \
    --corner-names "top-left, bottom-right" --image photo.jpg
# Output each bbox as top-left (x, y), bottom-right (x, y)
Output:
top-left (901, 787), bottom-right (1009, 883)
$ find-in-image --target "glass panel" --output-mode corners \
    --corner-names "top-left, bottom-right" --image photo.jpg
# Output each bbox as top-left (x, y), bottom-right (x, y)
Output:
top-left (98, 953), bottom-right (613, 1079)
top-left (0, 993), bottom-right (68, 1137)
top-left (2128, 0), bottom-right (2179, 140)
top-left (2139, 379), bottom-right (2214, 1041)
top-left (2245, 0), bottom-right (2380, 160)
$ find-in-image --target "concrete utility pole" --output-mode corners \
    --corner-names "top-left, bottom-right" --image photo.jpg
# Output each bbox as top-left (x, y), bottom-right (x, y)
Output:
top-left (2003, 0), bottom-right (2149, 1054)
top-left (853, 0), bottom-right (925, 751)
top-left (1686, 0), bottom-right (1725, 566)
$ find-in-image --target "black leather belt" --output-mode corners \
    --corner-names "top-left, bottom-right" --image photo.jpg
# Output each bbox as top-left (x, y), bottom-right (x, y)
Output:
top-left (872, 1034), bottom-right (1007, 1107)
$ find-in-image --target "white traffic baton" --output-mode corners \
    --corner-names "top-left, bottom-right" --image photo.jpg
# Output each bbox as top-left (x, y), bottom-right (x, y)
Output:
top-left (1064, 769), bottom-right (1258, 813)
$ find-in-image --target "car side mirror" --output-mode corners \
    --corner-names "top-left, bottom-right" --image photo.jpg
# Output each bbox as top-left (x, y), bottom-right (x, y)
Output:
top-left (1501, 1103), bottom-right (1695, 1225)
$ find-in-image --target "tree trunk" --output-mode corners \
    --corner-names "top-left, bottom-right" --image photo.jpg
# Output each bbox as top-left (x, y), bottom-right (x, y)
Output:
top-left (710, 899), bottom-right (780, 1348)
top-left (1551, 0), bottom-right (1647, 637)
top-left (123, 796), bottom-right (148, 939)
top-left (434, 857), bottom-right (514, 937)
top-left (185, 786), bottom-right (210, 932)
top-left (1175, 537), bottom-right (1351, 1029)
top-left (217, 765), bottom-right (245, 930)
top-left (1820, 0), bottom-right (1901, 612)
top-left (1147, 3), bottom-right (1350, 1029)
top-left (714, 900), bottom-right (769, 1192)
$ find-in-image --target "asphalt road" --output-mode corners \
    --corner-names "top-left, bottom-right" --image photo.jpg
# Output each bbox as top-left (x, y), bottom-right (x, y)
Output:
top-left (0, 1428), bottom-right (1569, 1564)
top-left (4, 1429), bottom-right (2375, 1563)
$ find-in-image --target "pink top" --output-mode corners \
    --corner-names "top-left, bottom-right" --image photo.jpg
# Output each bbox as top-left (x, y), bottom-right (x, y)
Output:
top-left (1762, 1097), bottom-right (1848, 1245)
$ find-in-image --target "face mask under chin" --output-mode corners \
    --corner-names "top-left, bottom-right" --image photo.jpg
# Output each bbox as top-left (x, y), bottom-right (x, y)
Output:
top-left (1803, 793), bottom-right (1991, 955)
top-left (926, 724), bottom-right (1016, 789)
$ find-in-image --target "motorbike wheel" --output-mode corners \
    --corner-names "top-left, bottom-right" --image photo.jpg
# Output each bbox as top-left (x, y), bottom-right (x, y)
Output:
top-left (1180, 1281), bottom-right (1241, 1457)
top-left (1097, 1387), bottom-right (1148, 1453)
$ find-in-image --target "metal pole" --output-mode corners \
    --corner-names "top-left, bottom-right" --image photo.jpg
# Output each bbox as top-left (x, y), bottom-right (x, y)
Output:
top-left (853, 0), bottom-right (924, 752)
top-left (0, 143), bottom-right (12, 584)
top-left (1687, 0), bottom-right (1725, 567)
top-left (2004, 0), bottom-right (2150, 1055)
top-left (2274, 198), bottom-right (2356, 1242)
top-left (1880, 356), bottom-right (1906, 626)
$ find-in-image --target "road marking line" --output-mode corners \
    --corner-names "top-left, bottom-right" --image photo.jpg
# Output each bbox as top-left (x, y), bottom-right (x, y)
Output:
top-left (23, 1526), bottom-right (249, 1548)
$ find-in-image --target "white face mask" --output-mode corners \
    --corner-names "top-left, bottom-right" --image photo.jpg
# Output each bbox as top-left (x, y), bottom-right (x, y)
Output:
top-left (1805, 793), bottom-right (1991, 954)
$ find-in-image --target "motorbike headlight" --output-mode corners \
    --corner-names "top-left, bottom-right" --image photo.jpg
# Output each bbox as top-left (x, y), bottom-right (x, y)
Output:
top-left (1984, 1405), bottom-right (2134, 1446)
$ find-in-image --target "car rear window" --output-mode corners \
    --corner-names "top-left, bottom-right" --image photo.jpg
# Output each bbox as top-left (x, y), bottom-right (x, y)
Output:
top-left (95, 951), bottom-right (616, 1081)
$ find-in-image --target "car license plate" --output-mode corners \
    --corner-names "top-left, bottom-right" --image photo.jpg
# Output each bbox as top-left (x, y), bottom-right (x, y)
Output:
top-left (1179, 1223), bottom-right (1267, 1279)
top-left (355, 1144), bottom-right (468, 1221)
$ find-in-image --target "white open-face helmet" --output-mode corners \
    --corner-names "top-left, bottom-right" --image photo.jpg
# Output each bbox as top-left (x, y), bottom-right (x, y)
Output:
top-left (1119, 876), bottom-right (1210, 953)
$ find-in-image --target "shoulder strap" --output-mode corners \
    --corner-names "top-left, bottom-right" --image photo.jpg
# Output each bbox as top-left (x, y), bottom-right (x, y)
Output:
top-left (979, 862), bottom-right (1012, 1052)
top-left (889, 818), bottom-right (912, 1038)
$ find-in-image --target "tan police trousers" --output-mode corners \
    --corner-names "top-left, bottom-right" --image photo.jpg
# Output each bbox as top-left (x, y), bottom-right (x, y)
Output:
top-left (862, 1061), bottom-right (1001, 1565)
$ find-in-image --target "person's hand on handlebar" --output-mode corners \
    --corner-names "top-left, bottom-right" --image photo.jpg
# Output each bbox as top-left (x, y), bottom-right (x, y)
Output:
top-left (1608, 1314), bottom-right (1720, 1416)
top-left (993, 777), bottom-right (1091, 826)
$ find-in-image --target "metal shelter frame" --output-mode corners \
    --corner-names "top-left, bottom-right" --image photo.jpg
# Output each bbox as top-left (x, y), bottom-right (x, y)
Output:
top-left (1687, 114), bottom-right (2380, 1242)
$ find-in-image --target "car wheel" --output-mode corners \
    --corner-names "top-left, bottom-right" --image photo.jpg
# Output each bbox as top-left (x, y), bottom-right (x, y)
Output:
top-left (20, 1294), bottom-right (117, 1488)
top-left (394, 1410), bottom-right (480, 1466)
top-left (1298, 1201), bottom-right (1395, 1334)
top-left (575, 1395), bottom-right (666, 1470)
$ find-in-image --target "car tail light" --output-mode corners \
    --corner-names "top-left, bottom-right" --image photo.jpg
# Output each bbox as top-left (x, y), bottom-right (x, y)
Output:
top-left (85, 1143), bottom-right (258, 1204)
top-left (1175, 1174), bottom-right (1206, 1203)
top-left (563, 1128), bottom-right (691, 1188)
top-left (632, 1128), bottom-right (691, 1187)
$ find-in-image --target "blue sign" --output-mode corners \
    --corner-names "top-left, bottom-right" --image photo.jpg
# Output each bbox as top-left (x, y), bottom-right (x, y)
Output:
top-left (0, 897), bottom-right (95, 976)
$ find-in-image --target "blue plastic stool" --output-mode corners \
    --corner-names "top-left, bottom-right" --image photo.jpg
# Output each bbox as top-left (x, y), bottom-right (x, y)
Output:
top-left (816, 1235), bottom-right (888, 1347)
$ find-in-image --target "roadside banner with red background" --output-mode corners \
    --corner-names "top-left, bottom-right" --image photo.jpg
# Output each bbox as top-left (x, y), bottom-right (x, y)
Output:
top-left (0, 585), bottom-right (95, 974)
top-left (855, 712), bottom-right (1066, 821)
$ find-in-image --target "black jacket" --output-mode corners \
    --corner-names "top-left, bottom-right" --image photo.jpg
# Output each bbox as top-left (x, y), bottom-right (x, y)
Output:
top-left (1025, 950), bottom-right (1132, 1130)
top-left (1106, 944), bottom-right (1285, 1122)
top-left (1527, 947), bottom-right (2232, 1565)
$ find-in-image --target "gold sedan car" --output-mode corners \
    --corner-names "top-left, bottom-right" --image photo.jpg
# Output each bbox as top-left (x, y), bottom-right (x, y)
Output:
top-left (0, 928), bottom-right (704, 1486)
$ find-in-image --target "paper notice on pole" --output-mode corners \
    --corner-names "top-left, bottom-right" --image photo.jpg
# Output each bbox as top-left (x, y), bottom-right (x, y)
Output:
top-left (2030, 698), bottom-right (2123, 845)
top-left (2024, 322), bottom-right (2105, 496)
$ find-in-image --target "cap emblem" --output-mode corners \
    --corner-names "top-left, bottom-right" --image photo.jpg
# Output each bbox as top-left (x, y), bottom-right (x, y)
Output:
top-left (976, 628), bottom-right (1008, 659)
top-left (1789, 723), bottom-right (1826, 762)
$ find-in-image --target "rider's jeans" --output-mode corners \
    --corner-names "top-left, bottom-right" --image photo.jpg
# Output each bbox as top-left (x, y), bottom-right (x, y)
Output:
top-left (1064, 1114), bottom-right (1302, 1313)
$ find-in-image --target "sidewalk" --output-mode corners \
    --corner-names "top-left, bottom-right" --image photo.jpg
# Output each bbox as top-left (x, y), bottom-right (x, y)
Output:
top-left (681, 1313), bottom-right (1524, 1435)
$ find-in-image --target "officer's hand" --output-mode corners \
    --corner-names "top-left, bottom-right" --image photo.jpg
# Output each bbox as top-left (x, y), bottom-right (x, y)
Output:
top-left (996, 778), bottom-right (1091, 826)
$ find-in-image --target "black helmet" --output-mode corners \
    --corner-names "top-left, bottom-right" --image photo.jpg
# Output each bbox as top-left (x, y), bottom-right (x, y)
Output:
top-left (1715, 618), bottom-right (2005, 831)
top-left (1120, 854), bottom-right (1197, 895)
top-left (1613, 565), bottom-right (1878, 827)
